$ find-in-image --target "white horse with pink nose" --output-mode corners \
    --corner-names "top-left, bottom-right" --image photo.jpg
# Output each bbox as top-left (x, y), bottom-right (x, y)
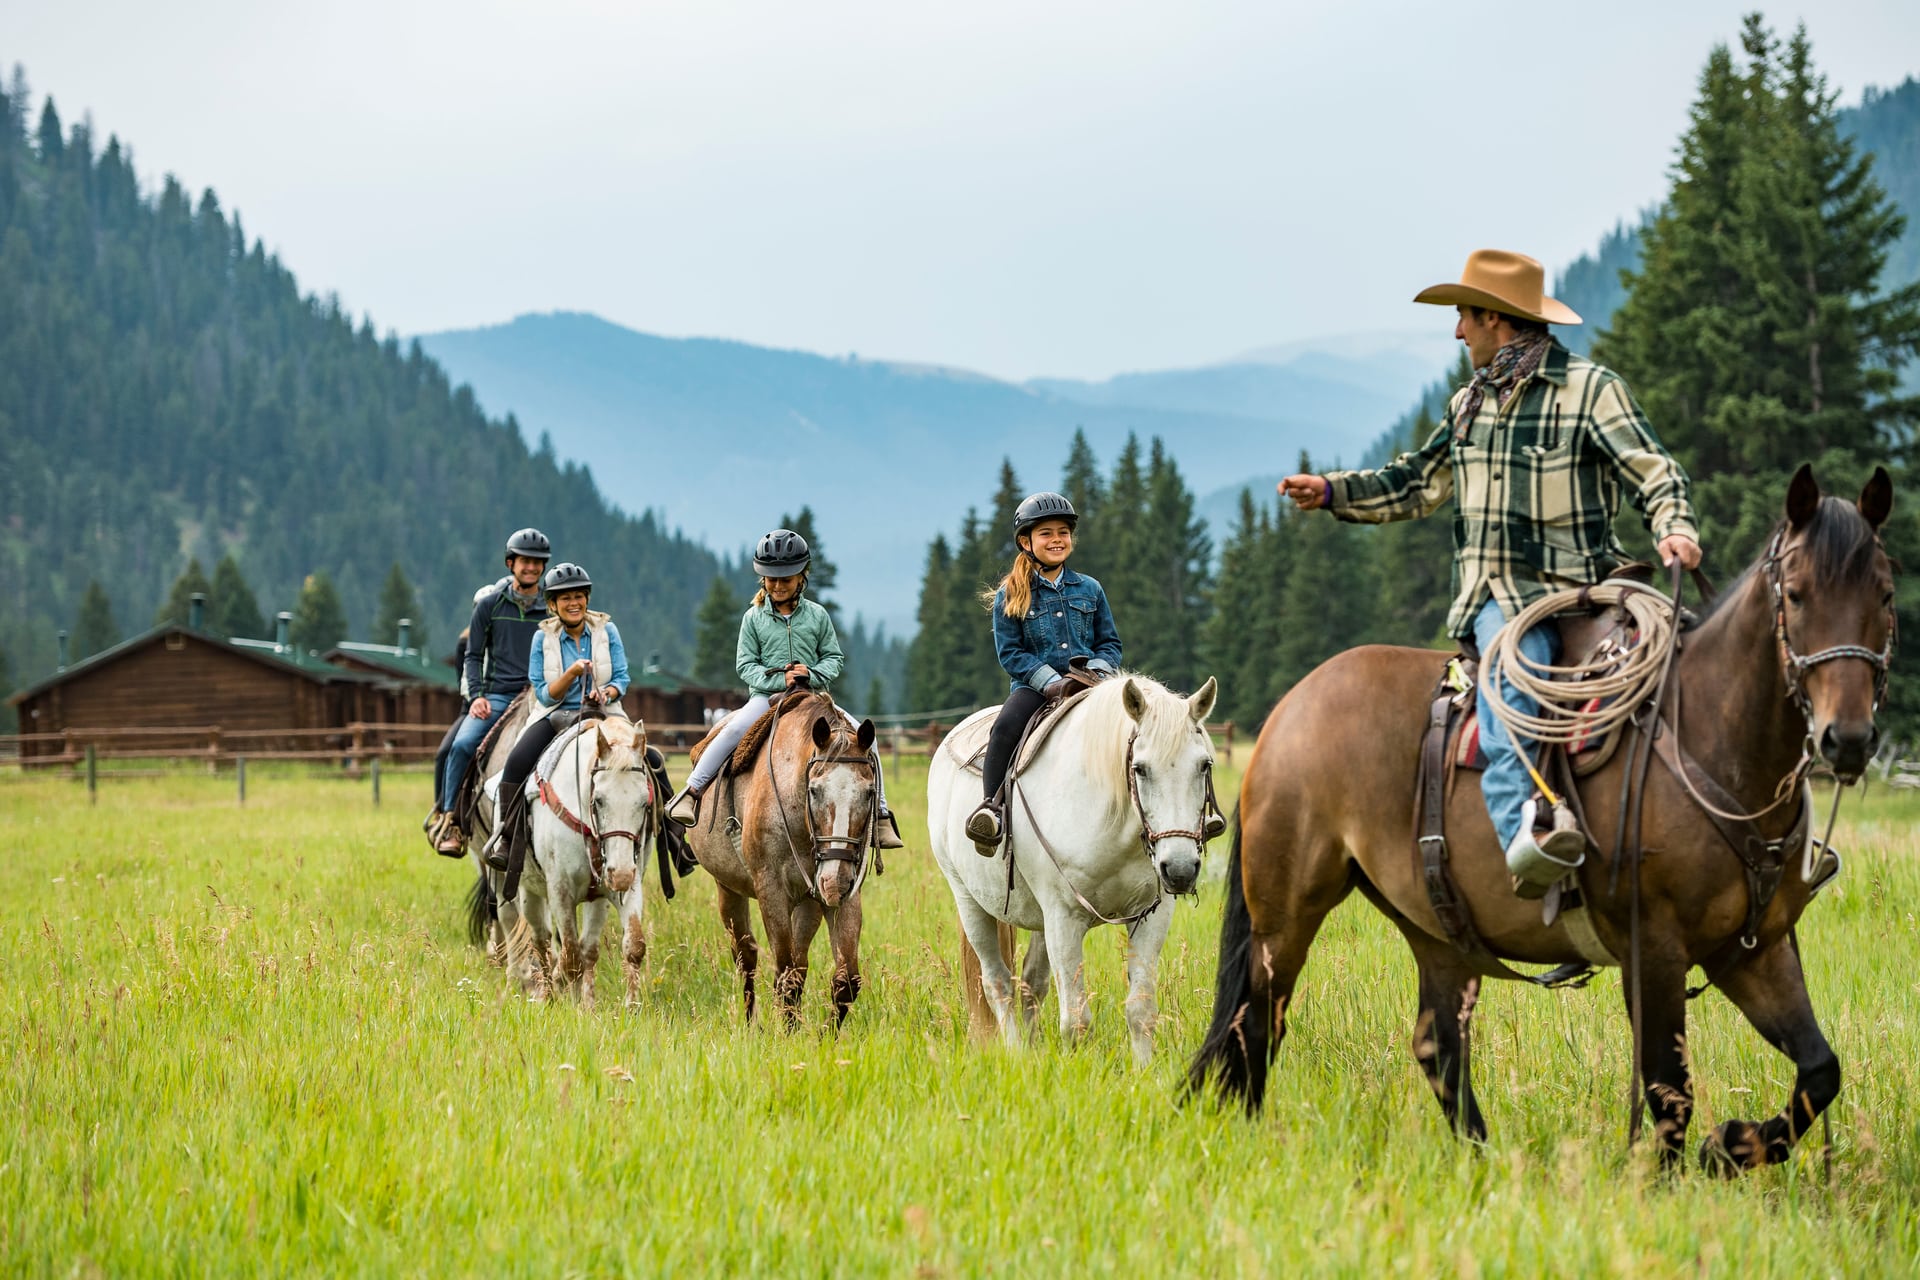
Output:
top-left (509, 717), bottom-right (656, 1008)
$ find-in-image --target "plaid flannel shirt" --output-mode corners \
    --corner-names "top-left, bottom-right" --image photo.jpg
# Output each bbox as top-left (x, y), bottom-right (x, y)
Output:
top-left (1323, 338), bottom-right (1698, 638)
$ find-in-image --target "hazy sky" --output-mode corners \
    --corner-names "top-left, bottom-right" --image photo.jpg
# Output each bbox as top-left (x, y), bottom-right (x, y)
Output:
top-left (5, 2), bottom-right (1916, 380)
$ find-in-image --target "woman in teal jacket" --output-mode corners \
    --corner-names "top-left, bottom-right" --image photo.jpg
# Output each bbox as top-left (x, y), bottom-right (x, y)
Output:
top-left (668, 529), bottom-right (903, 848)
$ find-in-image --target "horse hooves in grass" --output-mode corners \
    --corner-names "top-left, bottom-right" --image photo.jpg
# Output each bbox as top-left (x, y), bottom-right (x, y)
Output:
top-left (1700, 1120), bottom-right (1781, 1176)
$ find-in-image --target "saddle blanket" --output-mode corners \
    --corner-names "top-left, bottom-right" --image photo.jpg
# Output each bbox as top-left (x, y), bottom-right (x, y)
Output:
top-left (943, 686), bottom-right (1094, 778)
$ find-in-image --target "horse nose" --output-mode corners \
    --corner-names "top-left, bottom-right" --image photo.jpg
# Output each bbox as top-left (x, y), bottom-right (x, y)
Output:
top-left (1159, 849), bottom-right (1201, 895)
top-left (1819, 720), bottom-right (1877, 780)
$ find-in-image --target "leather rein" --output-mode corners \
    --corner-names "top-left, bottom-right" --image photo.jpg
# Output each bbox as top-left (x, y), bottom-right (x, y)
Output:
top-left (538, 720), bottom-right (653, 893)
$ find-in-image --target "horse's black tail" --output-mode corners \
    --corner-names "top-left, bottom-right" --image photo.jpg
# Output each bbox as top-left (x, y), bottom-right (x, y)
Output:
top-left (1186, 805), bottom-right (1259, 1110)
top-left (464, 862), bottom-right (497, 947)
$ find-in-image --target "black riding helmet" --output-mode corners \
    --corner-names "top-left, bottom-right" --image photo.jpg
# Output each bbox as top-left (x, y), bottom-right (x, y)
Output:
top-left (1013, 492), bottom-right (1078, 540)
top-left (505, 527), bottom-right (552, 566)
top-left (543, 562), bottom-right (592, 597)
top-left (753, 529), bottom-right (811, 579)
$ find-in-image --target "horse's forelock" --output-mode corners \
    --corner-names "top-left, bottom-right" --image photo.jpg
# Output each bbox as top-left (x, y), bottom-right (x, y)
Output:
top-left (1081, 674), bottom-right (1208, 801)
top-left (593, 719), bottom-right (646, 772)
top-left (1804, 495), bottom-right (1887, 584)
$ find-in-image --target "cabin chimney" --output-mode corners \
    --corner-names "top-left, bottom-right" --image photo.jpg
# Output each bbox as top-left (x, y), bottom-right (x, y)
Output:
top-left (275, 611), bottom-right (292, 653)
top-left (189, 592), bottom-right (206, 630)
top-left (397, 618), bottom-right (412, 655)
top-left (57, 629), bottom-right (69, 672)
top-left (646, 651), bottom-right (662, 674)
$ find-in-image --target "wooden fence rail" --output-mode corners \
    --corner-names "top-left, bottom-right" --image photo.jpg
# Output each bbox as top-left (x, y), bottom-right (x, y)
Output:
top-left (1, 718), bottom-right (1238, 772)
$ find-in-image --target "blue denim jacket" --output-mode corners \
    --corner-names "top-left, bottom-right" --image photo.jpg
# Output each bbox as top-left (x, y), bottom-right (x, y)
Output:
top-left (992, 567), bottom-right (1123, 693)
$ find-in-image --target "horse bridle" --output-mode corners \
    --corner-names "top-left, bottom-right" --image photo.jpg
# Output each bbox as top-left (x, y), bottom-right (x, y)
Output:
top-left (1763, 526), bottom-right (1897, 727)
top-left (762, 701), bottom-right (879, 901)
top-left (543, 715), bottom-right (652, 890)
top-left (1123, 729), bottom-right (1223, 865)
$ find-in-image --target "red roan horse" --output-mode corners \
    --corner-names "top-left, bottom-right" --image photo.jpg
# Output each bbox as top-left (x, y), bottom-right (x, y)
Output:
top-left (1190, 466), bottom-right (1896, 1171)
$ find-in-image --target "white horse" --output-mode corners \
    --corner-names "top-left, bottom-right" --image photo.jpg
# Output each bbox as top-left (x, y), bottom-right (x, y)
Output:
top-left (510, 717), bottom-right (655, 1009)
top-left (928, 673), bottom-right (1219, 1065)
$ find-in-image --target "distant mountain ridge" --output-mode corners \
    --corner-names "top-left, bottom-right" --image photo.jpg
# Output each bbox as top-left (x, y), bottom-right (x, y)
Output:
top-left (418, 314), bottom-right (1436, 633)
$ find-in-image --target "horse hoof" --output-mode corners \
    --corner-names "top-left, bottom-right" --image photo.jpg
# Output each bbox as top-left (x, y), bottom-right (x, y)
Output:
top-left (1700, 1121), bottom-right (1762, 1176)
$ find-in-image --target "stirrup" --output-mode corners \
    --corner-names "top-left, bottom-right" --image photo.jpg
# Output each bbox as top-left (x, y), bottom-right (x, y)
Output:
top-left (481, 826), bottom-right (510, 872)
top-left (435, 822), bottom-right (467, 858)
top-left (964, 800), bottom-right (1003, 856)
top-left (1506, 800), bottom-right (1584, 898)
top-left (1202, 811), bottom-right (1228, 841)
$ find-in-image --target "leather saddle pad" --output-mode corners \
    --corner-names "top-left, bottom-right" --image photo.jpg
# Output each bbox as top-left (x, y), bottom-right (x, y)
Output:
top-left (944, 685), bottom-right (1095, 779)
top-left (690, 691), bottom-right (834, 777)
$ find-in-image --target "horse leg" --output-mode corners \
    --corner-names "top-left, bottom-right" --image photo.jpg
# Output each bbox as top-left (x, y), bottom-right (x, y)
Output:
top-left (1699, 933), bottom-right (1840, 1174)
top-left (1623, 928), bottom-right (1694, 1165)
top-left (1400, 931), bottom-right (1488, 1141)
top-left (954, 894), bottom-right (1023, 1046)
top-left (550, 881), bottom-right (582, 1002)
top-left (1121, 899), bottom-right (1174, 1068)
top-left (1019, 930), bottom-right (1051, 1035)
top-left (514, 888), bottom-right (553, 1001)
top-left (715, 885), bottom-right (759, 1023)
top-left (753, 873), bottom-right (805, 1029)
top-left (784, 895), bottom-right (826, 1028)
top-left (825, 895), bottom-right (864, 1030)
top-left (618, 885), bottom-right (648, 1008)
top-left (1040, 906), bottom-right (1094, 1046)
top-left (576, 894), bottom-right (609, 1012)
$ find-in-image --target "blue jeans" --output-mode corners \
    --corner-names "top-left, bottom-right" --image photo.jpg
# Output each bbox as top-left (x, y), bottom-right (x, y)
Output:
top-left (439, 692), bottom-right (516, 805)
top-left (1472, 599), bottom-right (1561, 850)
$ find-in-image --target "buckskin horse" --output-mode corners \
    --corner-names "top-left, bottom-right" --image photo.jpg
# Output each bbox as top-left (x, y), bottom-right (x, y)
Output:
top-left (1190, 466), bottom-right (1896, 1171)
top-left (681, 691), bottom-right (880, 1027)
top-left (928, 673), bottom-right (1221, 1065)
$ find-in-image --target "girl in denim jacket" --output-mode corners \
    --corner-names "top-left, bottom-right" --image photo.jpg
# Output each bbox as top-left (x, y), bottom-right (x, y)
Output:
top-left (965, 492), bottom-right (1122, 854)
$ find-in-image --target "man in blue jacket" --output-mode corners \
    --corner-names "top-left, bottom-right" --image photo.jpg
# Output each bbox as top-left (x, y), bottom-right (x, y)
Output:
top-left (430, 527), bottom-right (552, 855)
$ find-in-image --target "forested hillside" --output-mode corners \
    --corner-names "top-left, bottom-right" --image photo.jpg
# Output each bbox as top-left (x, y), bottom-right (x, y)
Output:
top-left (0, 69), bottom-right (729, 707)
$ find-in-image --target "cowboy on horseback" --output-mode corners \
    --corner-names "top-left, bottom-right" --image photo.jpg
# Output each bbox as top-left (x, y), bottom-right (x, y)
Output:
top-left (1280, 249), bottom-right (1704, 896)
top-left (481, 561), bottom-right (631, 882)
top-left (429, 526), bottom-right (552, 855)
top-left (667, 528), bottom-right (904, 850)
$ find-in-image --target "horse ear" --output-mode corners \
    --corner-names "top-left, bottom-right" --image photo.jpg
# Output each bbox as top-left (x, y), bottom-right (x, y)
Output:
top-left (593, 726), bottom-right (611, 761)
top-left (856, 718), bottom-right (876, 752)
top-left (1122, 678), bottom-right (1147, 723)
top-left (1859, 466), bottom-right (1893, 530)
top-left (811, 715), bottom-right (832, 749)
top-left (1188, 676), bottom-right (1218, 724)
top-left (1786, 464), bottom-right (1821, 529)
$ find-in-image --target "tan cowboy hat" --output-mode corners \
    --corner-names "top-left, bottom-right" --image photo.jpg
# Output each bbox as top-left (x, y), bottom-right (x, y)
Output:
top-left (1413, 249), bottom-right (1582, 326)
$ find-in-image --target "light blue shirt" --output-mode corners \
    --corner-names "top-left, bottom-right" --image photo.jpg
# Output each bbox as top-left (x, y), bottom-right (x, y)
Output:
top-left (530, 621), bottom-right (630, 710)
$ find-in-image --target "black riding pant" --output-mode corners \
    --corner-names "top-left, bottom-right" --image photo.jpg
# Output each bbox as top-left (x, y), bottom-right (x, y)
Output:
top-left (496, 714), bottom-right (564, 846)
top-left (431, 717), bottom-right (462, 809)
top-left (982, 687), bottom-right (1047, 801)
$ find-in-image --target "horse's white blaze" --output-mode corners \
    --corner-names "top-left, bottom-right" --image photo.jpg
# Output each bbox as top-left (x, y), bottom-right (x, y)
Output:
top-left (927, 671), bottom-right (1218, 1066)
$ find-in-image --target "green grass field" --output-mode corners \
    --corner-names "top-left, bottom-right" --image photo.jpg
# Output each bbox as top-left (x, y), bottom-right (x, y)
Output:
top-left (5, 758), bottom-right (1919, 1277)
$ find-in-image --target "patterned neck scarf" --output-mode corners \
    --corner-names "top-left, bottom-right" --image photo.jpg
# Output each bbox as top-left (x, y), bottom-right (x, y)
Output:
top-left (1454, 330), bottom-right (1552, 440)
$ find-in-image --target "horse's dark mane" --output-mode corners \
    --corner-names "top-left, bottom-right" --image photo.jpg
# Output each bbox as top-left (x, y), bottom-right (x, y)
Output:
top-left (1696, 495), bottom-right (1886, 625)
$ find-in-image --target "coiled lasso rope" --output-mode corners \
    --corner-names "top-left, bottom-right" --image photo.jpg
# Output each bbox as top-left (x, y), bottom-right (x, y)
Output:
top-left (1477, 582), bottom-right (1680, 750)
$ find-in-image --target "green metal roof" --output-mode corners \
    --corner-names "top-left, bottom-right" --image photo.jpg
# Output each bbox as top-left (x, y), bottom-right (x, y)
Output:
top-left (325, 641), bottom-right (461, 689)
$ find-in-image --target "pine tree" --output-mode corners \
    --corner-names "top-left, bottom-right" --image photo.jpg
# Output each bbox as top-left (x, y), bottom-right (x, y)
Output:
top-left (1060, 428), bottom-right (1105, 581)
top-left (290, 571), bottom-right (348, 653)
top-left (1130, 438), bottom-right (1212, 690)
top-left (208, 554), bottom-right (265, 640)
top-left (72, 579), bottom-right (118, 658)
top-left (779, 507), bottom-right (837, 614)
top-left (692, 576), bottom-right (742, 687)
top-left (1368, 410), bottom-right (1456, 648)
top-left (905, 534), bottom-right (975, 712)
top-left (863, 673), bottom-right (888, 720)
top-left (1201, 490), bottom-right (1269, 727)
top-left (372, 562), bottom-right (424, 648)
top-left (155, 559), bottom-right (213, 627)
top-left (1087, 434), bottom-right (1151, 633)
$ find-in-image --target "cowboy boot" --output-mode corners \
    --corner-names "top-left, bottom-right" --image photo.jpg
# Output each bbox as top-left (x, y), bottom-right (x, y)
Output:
top-left (1506, 799), bottom-right (1586, 899)
top-left (875, 808), bottom-right (906, 850)
top-left (667, 784), bottom-right (703, 826)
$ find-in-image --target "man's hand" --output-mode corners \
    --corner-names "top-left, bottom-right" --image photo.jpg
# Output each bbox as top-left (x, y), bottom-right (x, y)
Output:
top-left (469, 697), bottom-right (491, 720)
top-left (1658, 534), bottom-right (1703, 571)
top-left (1279, 474), bottom-right (1329, 511)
